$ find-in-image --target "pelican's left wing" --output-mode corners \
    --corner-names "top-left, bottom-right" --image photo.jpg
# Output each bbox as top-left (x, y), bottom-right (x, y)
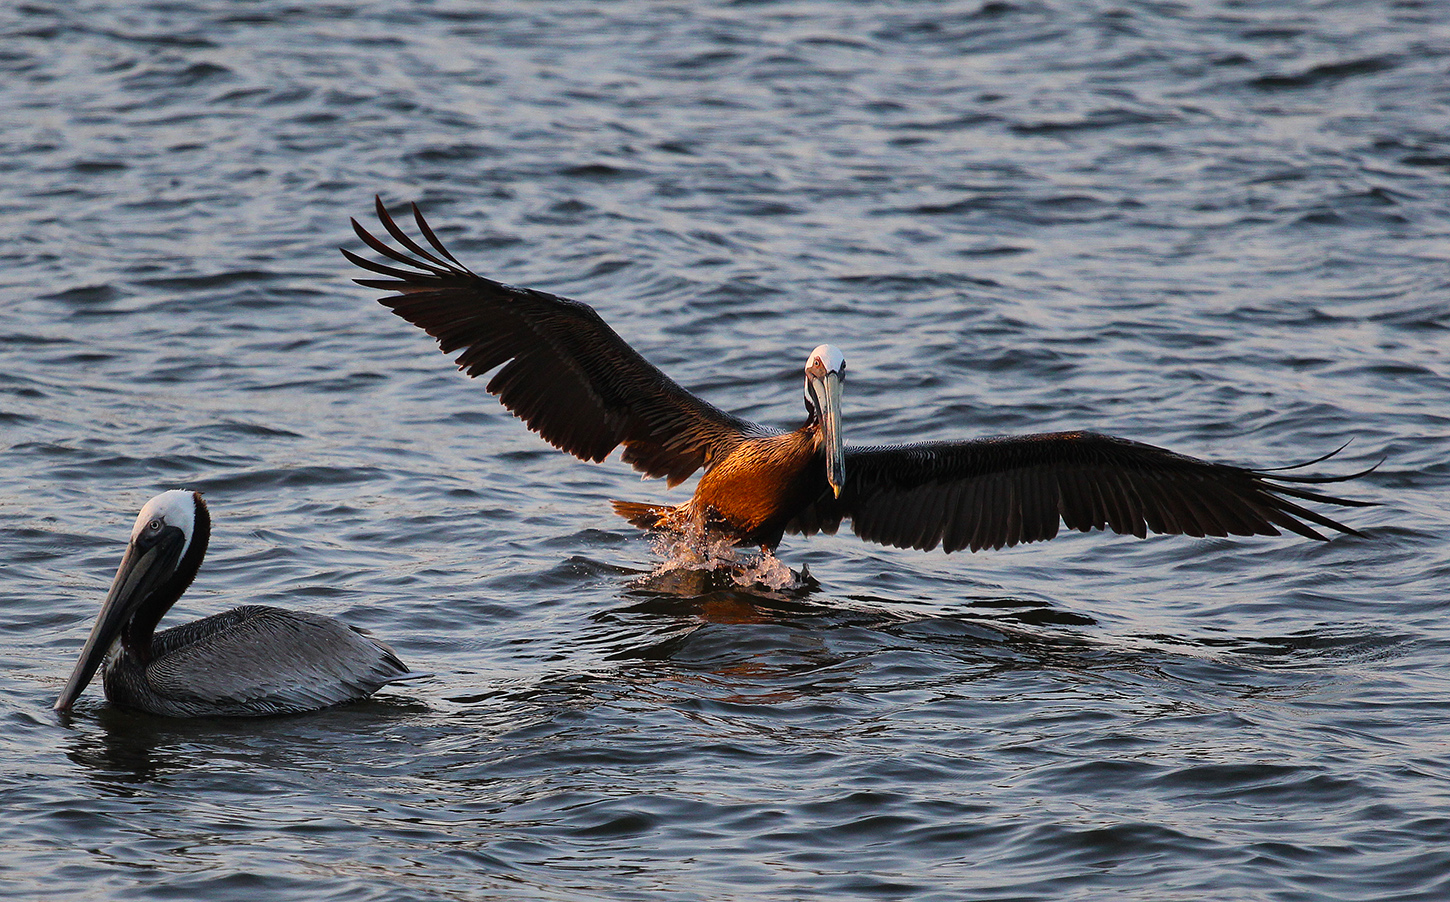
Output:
top-left (789, 431), bottom-right (1373, 553)
top-left (149, 607), bottom-right (414, 714)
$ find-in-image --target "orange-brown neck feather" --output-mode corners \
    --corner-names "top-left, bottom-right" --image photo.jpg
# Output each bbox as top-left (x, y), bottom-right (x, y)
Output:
top-left (689, 426), bottom-right (827, 545)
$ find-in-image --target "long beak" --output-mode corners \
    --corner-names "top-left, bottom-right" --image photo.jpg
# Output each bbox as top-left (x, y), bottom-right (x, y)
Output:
top-left (54, 542), bottom-right (169, 712)
top-left (812, 370), bottom-right (845, 498)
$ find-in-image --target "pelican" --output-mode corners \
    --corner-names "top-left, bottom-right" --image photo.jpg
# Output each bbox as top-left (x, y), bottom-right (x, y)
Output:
top-left (54, 491), bottom-right (425, 717)
top-left (346, 198), bottom-right (1371, 556)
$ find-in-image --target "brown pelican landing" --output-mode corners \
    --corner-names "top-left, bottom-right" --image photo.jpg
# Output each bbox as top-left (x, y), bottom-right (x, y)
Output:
top-left (54, 491), bottom-right (425, 717)
top-left (347, 198), bottom-right (1372, 556)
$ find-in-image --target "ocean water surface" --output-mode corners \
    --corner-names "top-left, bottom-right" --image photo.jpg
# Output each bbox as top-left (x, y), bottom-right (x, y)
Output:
top-left (2, 1), bottom-right (1449, 899)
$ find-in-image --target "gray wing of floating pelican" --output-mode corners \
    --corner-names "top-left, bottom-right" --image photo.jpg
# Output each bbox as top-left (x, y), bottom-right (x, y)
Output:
top-left (344, 197), bottom-right (774, 487)
top-left (111, 605), bottom-right (424, 718)
top-left (788, 432), bottom-right (1374, 553)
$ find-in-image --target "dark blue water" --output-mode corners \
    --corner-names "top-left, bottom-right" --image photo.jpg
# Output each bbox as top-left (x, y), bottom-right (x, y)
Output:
top-left (3, 1), bottom-right (1448, 899)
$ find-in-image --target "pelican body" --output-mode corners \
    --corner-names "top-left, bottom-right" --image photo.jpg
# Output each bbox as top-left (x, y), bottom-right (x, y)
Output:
top-left (55, 491), bottom-right (422, 717)
top-left (347, 198), bottom-right (1372, 556)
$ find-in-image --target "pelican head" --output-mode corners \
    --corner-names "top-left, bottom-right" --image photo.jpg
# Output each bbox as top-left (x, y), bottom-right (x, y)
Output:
top-left (805, 344), bottom-right (846, 498)
top-left (54, 490), bottom-right (209, 712)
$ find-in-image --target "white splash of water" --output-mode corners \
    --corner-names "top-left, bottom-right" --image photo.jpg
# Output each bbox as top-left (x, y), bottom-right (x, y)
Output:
top-left (647, 527), bottom-right (800, 591)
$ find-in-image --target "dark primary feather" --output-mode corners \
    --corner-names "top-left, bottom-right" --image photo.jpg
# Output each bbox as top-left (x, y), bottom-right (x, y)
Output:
top-left (346, 197), bottom-right (768, 486)
top-left (789, 432), bottom-right (1373, 553)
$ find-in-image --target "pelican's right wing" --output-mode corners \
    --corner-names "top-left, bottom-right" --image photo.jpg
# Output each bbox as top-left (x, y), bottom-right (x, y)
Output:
top-left (345, 198), bottom-right (769, 486)
top-left (789, 431), bottom-right (1373, 553)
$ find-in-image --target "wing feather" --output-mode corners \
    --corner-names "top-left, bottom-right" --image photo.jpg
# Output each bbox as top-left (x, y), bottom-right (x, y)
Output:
top-left (347, 197), bottom-right (768, 485)
top-left (147, 607), bottom-right (415, 714)
top-left (789, 431), bottom-right (1371, 553)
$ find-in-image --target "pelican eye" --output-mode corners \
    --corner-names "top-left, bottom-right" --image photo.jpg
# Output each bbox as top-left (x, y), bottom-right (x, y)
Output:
top-left (147, 519), bottom-right (163, 532)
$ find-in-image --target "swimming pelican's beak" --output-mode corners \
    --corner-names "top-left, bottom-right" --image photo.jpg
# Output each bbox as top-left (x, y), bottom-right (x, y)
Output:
top-left (54, 530), bottom-right (182, 712)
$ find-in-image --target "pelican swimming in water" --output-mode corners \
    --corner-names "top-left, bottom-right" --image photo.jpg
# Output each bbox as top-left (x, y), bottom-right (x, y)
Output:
top-left (346, 198), bottom-right (1372, 556)
top-left (55, 490), bottom-right (424, 717)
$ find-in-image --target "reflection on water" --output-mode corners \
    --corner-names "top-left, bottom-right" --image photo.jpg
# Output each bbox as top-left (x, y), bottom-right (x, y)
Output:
top-left (61, 699), bottom-right (435, 788)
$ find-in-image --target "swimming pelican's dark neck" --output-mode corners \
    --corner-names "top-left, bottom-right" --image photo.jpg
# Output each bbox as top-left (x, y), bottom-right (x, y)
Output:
top-left (122, 498), bottom-right (210, 662)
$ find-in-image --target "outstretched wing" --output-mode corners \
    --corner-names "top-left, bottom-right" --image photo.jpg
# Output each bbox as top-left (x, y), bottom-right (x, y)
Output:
top-left (345, 197), bottom-right (770, 485)
top-left (789, 431), bottom-right (1372, 553)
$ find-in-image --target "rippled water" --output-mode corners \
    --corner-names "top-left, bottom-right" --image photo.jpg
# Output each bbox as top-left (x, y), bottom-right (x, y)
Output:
top-left (3, 1), bottom-right (1449, 899)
